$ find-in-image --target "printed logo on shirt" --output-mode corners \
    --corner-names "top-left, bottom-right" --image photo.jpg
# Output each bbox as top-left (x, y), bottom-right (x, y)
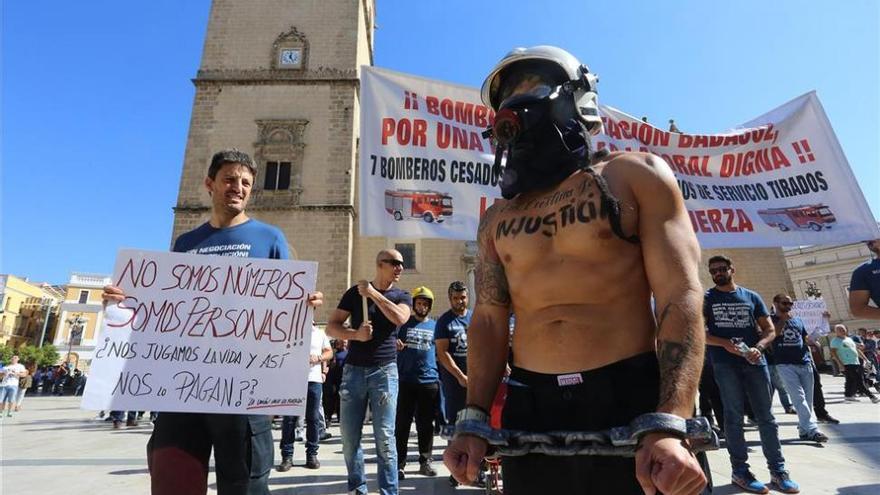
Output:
top-left (450, 325), bottom-right (468, 357)
top-left (405, 328), bottom-right (434, 351)
top-left (186, 243), bottom-right (253, 257)
top-left (780, 324), bottom-right (802, 347)
top-left (710, 302), bottom-right (754, 329)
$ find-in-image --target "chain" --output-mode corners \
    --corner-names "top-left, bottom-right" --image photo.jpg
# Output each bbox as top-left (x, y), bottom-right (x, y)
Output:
top-left (445, 415), bottom-right (720, 458)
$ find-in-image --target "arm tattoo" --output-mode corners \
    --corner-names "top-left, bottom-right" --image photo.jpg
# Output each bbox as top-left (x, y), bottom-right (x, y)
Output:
top-left (475, 207), bottom-right (512, 306)
top-left (655, 301), bottom-right (703, 413)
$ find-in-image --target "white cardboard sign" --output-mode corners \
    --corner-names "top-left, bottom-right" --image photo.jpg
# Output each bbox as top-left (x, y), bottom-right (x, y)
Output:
top-left (81, 249), bottom-right (317, 416)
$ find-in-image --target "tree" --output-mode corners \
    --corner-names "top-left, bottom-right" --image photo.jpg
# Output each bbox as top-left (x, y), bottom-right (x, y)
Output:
top-left (5, 343), bottom-right (60, 368)
top-left (0, 344), bottom-right (12, 364)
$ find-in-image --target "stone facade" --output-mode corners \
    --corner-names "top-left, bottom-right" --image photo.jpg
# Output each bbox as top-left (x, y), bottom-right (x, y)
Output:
top-left (175, 0), bottom-right (793, 322)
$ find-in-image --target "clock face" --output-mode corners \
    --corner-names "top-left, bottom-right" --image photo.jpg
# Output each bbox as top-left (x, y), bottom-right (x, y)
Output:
top-left (280, 48), bottom-right (302, 67)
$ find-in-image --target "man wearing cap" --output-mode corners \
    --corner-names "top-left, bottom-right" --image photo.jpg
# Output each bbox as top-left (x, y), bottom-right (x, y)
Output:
top-left (444, 46), bottom-right (707, 495)
top-left (394, 286), bottom-right (441, 479)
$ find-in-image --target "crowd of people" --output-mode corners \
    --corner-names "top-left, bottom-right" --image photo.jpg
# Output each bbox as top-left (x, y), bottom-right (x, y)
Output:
top-left (4, 43), bottom-right (876, 495)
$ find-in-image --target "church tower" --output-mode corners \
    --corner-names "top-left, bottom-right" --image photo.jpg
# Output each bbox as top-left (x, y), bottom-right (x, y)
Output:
top-left (173, 0), bottom-right (375, 319)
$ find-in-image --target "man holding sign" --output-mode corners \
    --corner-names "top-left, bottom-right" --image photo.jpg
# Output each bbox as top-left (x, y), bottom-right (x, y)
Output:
top-left (103, 149), bottom-right (323, 495)
top-left (444, 46), bottom-right (707, 495)
top-left (326, 248), bottom-right (412, 495)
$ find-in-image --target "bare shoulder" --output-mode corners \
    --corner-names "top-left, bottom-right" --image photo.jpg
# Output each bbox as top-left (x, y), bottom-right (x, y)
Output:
top-left (596, 151), bottom-right (678, 198)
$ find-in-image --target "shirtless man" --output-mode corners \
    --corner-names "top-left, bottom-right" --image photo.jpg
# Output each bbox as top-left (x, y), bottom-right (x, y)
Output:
top-left (443, 46), bottom-right (707, 495)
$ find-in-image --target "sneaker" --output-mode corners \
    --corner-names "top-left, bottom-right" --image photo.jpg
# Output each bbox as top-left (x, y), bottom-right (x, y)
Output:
top-left (871, 396), bottom-right (880, 404)
top-left (398, 468), bottom-right (406, 480)
top-left (126, 419), bottom-right (138, 427)
top-left (305, 455), bottom-right (320, 469)
top-left (799, 430), bottom-right (829, 443)
top-left (276, 457), bottom-right (293, 472)
top-left (784, 407), bottom-right (797, 414)
top-left (732, 472), bottom-right (769, 494)
top-left (419, 460), bottom-right (437, 477)
top-left (112, 420), bottom-right (123, 429)
top-left (320, 431), bottom-right (332, 441)
top-left (770, 472), bottom-right (800, 493)
top-left (844, 396), bottom-right (860, 402)
top-left (817, 414), bottom-right (840, 424)
top-left (448, 475), bottom-right (459, 487)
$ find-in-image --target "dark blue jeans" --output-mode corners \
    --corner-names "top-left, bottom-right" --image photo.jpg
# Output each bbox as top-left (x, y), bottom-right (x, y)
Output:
top-left (712, 360), bottom-right (786, 477)
top-left (280, 381), bottom-right (323, 458)
top-left (109, 410), bottom-right (138, 422)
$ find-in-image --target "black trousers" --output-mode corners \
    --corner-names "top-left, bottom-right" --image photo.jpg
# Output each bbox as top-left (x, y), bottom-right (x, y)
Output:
top-left (501, 352), bottom-right (710, 494)
top-left (698, 358), bottom-right (724, 428)
top-left (395, 381), bottom-right (440, 467)
top-left (844, 364), bottom-right (876, 399)
top-left (147, 412), bottom-right (272, 495)
top-left (811, 362), bottom-right (830, 417)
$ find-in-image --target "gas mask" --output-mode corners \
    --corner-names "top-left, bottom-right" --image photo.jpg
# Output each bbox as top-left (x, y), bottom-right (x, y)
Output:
top-left (486, 82), bottom-right (590, 199)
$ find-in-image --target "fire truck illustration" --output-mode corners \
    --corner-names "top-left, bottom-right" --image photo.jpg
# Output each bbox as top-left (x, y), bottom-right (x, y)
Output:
top-left (384, 189), bottom-right (453, 223)
top-left (757, 204), bottom-right (836, 232)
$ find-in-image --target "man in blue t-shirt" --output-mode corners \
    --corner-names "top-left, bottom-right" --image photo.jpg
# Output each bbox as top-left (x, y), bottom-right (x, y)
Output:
top-left (849, 239), bottom-right (880, 320)
top-left (770, 294), bottom-right (827, 443)
top-left (326, 248), bottom-right (412, 495)
top-left (103, 149), bottom-right (323, 495)
top-left (703, 255), bottom-right (798, 494)
top-left (394, 286), bottom-right (440, 479)
top-left (435, 281), bottom-right (471, 426)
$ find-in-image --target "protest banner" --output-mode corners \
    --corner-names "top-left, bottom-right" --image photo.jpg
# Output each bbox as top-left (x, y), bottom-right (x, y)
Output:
top-left (791, 299), bottom-right (831, 337)
top-left (359, 66), bottom-right (879, 247)
top-left (81, 249), bottom-right (317, 416)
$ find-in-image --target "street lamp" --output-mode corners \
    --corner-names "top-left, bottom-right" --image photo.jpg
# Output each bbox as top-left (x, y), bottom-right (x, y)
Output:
top-left (37, 297), bottom-right (56, 348)
top-left (65, 314), bottom-right (85, 367)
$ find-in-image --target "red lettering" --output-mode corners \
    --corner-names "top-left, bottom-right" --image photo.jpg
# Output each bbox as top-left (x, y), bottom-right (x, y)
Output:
top-left (380, 118), bottom-right (395, 145)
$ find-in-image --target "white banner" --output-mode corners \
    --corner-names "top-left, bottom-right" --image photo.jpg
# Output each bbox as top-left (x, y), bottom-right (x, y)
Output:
top-left (359, 66), bottom-right (879, 246)
top-left (81, 249), bottom-right (317, 416)
top-left (790, 299), bottom-right (831, 337)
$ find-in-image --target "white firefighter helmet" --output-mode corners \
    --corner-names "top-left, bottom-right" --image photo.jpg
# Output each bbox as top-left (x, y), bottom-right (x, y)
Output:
top-left (480, 45), bottom-right (602, 135)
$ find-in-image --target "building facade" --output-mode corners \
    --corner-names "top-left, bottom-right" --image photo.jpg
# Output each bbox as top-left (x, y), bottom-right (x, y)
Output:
top-left (51, 273), bottom-right (113, 370)
top-left (0, 275), bottom-right (64, 348)
top-left (785, 241), bottom-right (877, 330)
top-left (173, 0), bottom-right (794, 322)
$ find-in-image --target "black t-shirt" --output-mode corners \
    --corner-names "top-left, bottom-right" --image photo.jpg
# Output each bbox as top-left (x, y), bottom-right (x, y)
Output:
top-left (338, 285), bottom-right (412, 366)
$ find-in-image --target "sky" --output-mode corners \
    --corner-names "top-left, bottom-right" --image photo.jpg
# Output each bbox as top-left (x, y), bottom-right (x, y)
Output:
top-left (2, 0), bottom-right (878, 285)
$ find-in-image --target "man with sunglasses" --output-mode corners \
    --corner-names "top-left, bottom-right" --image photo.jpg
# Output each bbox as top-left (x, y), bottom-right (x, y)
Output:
top-left (326, 249), bottom-right (412, 495)
top-left (444, 46), bottom-right (708, 495)
top-left (703, 255), bottom-right (799, 493)
top-left (770, 294), bottom-right (828, 443)
top-left (849, 239), bottom-right (880, 320)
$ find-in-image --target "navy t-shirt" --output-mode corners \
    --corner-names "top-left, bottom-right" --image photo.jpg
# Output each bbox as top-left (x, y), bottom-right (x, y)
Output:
top-left (173, 219), bottom-right (290, 259)
top-left (397, 316), bottom-right (439, 384)
top-left (435, 309), bottom-right (471, 375)
top-left (770, 316), bottom-right (811, 365)
top-left (850, 258), bottom-right (880, 307)
top-left (338, 285), bottom-right (412, 367)
top-left (704, 287), bottom-right (769, 365)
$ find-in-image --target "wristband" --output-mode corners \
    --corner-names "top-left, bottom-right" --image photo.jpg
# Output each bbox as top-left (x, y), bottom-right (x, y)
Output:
top-left (456, 406), bottom-right (490, 425)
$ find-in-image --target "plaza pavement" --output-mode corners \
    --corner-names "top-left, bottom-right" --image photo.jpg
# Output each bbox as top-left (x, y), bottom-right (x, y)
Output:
top-left (1, 373), bottom-right (878, 494)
